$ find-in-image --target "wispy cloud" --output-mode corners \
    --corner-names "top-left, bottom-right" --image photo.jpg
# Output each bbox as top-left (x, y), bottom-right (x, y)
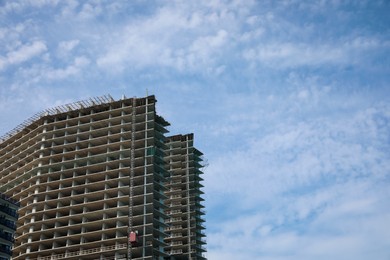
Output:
top-left (57, 40), bottom-right (79, 54)
top-left (96, 4), bottom-right (235, 73)
top-left (0, 40), bottom-right (47, 70)
top-left (12, 55), bottom-right (91, 84)
top-left (242, 37), bottom-right (389, 68)
top-left (204, 95), bottom-right (390, 258)
top-left (0, 0), bottom-right (59, 15)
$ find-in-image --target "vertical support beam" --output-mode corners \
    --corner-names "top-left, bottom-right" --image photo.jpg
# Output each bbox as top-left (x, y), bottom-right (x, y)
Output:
top-left (186, 136), bottom-right (192, 259)
top-left (143, 97), bottom-right (148, 258)
top-left (128, 99), bottom-right (136, 260)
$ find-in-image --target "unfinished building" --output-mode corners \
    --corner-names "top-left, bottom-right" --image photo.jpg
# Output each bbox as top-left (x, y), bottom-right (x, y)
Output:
top-left (0, 95), bottom-right (206, 260)
top-left (165, 134), bottom-right (206, 259)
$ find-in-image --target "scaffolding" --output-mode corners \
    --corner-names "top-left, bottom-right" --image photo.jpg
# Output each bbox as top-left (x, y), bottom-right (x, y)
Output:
top-left (0, 94), bottom-right (114, 144)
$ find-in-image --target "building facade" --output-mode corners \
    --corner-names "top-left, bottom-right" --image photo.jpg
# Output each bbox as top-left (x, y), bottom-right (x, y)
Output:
top-left (0, 95), bottom-right (206, 260)
top-left (164, 134), bottom-right (206, 259)
top-left (0, 193), bottom-right (19, 260)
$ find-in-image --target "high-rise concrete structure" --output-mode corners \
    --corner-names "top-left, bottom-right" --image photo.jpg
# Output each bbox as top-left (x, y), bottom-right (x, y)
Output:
top-left (0, 95), bottom-right (206, 260)
top-left (165, 134), bottom-right (206, 259)
top-left (0, 193), bottom-right (19, 260)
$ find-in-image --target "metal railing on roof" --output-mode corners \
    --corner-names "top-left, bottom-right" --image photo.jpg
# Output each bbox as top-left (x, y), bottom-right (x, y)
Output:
top-left (32, 243), bottom-right (127, 260)
top-left (0, 94), bottom-right (115, 144)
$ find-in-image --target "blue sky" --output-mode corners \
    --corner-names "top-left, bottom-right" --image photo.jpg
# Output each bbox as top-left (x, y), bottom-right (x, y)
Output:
top-left (1, 0), bottom-right (389, 259)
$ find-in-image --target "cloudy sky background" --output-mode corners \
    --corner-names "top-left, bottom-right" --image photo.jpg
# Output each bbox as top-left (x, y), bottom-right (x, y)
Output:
top-left (1, 0), bottom-right (389, 259)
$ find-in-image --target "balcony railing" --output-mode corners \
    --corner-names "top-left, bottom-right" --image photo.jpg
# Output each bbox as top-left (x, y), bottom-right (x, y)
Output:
top-left (169, 249), bottom-right (183, 255)
top-left (165, 225), bottom-right (182, 231)
top-left (169, 233), bottom-right (183, 238)
top-left (165, 217), bottom-right (181, 223)
top-left (35, 243), bottom-right (127, 260)
top-left (166, 209), bottom-right (181, 215)
top-left (170, 241), bottom-right (183, 246)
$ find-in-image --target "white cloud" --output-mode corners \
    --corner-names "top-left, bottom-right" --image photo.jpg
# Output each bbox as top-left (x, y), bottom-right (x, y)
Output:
top-left (78, 2), bottom-right (102, 19)
top-left (243, 35), bottom-right (389, 68)
top-left (0, 41), bottom-right (47, 70)
top-left (207, 178), bottom-right (390, 259)
top-left (0, 0), bottom-right (59, 15)
top-left (45, 56), bottom-right (90, 80)
top-left (204, 93), bottom-right (390, 258)
top-left (190, 29), bottom-right (228, 55)
top-left (243, 43), bottom-right (348, 67)
top-left (95, 1), bottom-right (250, 74)
top-left (7, 41), bottom-right (47, 63)
top-left (58, 39), bottom-right (79, 53)
top-left (207, 101), bottom-right (389, 200)
top-left (9, 56), bottom-right (90, 87)
top-left (0, 1), bottom-right (24, 14)
top-left (27, 0), bottom-right (59, 8)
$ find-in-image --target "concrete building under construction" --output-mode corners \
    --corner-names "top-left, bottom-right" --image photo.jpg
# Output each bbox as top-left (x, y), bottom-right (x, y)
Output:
top-left (165, 134), bottom-right (206, 259)
top-left (0, 95), bottom-right (206, 260)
